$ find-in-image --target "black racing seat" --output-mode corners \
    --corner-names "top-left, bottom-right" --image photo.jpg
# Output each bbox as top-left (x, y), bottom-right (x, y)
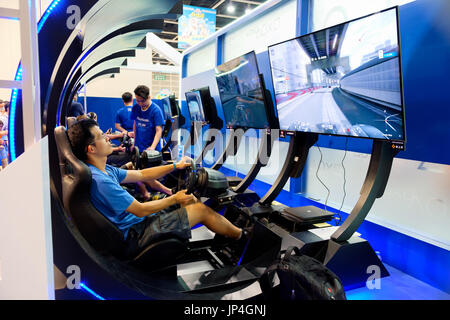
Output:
top-left (54, 126), bottom-right (188, 271)
top-left (66, 117), bottom-right (77, 128)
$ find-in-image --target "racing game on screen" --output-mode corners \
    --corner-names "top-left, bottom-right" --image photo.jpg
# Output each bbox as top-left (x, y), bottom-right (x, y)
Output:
top-left (215, 51), bottom-right (270, 129)
top-left (185, 90), bottom-right (206, 123)
top-left (268, 7), bottom-right (405, 141)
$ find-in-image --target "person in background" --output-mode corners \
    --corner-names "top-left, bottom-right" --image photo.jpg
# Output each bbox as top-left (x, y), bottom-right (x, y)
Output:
top-left (0, 101), bottom-right (9, 168)
top-left (131, 85), bottom-right (164, 153)
top-left (131, 85), bottom-right (166, 200)
top-left (115, 92), bottom-right (135, 138)
top-left (0, 116), bottom-right (8, 169)
top-left (68, 95), bottom-right (84, 117)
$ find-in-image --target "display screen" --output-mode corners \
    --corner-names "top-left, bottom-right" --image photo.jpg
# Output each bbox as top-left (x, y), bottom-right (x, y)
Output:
top-left (161, 97), bottom-right (172, 120)
top-left (185, 90), bottom-right (207, 123)
top-left (168, 95), bottom-right (179, 116)
top-left (268, 7), bottom-right (405, 141)
top-left (215, 51), bottom-right (270, 129)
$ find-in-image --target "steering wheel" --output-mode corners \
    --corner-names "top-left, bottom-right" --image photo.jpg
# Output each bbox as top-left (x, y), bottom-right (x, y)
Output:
top-left (130, 146), bottom-right (141, 170)
top-left (184, 159), bottom-right (198, 195)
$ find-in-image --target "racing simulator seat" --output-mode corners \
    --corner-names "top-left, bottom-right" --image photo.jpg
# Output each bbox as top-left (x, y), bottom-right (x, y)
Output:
top-left (54, 126), bottom-right (188, 272)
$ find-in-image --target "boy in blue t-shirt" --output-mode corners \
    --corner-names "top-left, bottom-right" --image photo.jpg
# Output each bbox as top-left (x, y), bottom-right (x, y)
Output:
top-left (115, 92), bottom-right (135, 136)
top-left (131, 85), bottom-right (165, 152)
top-left (67, 119), bottom-right (246, 255)
top-left (130, 85), bottom-right (166, 200)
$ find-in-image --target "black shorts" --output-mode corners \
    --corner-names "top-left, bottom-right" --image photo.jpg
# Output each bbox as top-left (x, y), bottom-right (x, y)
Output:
top-left (129, 205), bottom-right (191, 251)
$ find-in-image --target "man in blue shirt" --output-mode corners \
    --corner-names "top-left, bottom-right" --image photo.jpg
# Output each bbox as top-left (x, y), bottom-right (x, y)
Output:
top-left (68, 95), bottom-right (85, 117)
top-left (131, 85), bottom-right (164, 152)
top-left (115, 92), bottom-right (135, 138)
top-left (67, 119), bottom-right (246, 254)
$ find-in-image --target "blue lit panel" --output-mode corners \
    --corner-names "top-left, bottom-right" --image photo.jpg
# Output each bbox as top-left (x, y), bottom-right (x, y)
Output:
top-left (80, 283), bottom-right (106, 300)
top-left (9, 0), bottom-right (62, 161)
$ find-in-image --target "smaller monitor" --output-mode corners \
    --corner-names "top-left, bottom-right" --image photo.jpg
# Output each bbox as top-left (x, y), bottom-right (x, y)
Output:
top-left (161, 97), bottom-right (172, 120)
top-left (215, 51), bottom-right (271, 129)
top-left (185, 88), bottom-right (208, 124)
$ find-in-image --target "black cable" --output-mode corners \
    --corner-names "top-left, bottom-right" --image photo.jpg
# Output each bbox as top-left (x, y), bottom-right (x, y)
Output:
top-left (315, 144), bottom-right (330, 216)
top-left (336, 138), bottom-right (348, 226)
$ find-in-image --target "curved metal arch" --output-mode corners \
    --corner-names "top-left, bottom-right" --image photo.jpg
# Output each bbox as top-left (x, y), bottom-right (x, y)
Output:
top-left (80, 49), bottom-right (136, 74)
top-left (76, 58), bottom-right (127, 89)
top-left (80, 0), bottom-right (180, 50)
top-left (85, 67), bottom-right (121, 84)
top-left (58, 21), bottom-right (164, 126)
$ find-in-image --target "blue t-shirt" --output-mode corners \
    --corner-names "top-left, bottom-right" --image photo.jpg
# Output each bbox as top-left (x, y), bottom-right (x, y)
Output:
top-left (88, 164), bottom-right (144, 239)
top-left (115, 105), bottom-right (134, 131)
top-left (131, 102), bottom-right (164, 152)
top-left (68, 102), bottom-right (84, 117)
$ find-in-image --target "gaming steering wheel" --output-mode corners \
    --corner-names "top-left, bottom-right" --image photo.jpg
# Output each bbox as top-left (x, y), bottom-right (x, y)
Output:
top-left (130, 146), bottom-right (141, 170)
top-left (184, 159), bottom-right (198, 195)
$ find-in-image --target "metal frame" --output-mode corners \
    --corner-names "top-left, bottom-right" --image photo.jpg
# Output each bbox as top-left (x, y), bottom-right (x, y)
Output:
top-left (0, 0), bottom-right (41, 151)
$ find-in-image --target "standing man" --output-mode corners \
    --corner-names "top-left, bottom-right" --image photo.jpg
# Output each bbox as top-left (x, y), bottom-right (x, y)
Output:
top-left (115, 92), bottom-right (135, 138)
top-left (68, 94), bottom-right (85, 117)
top-left (131, 85), bottom-right (164, 152)
top-left (0, 101), bottom-right (9, 168)
top-left (131, 85), bottom-right (166, 200)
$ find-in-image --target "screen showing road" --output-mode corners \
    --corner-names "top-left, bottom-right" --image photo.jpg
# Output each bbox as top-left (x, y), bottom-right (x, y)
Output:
top-left (215, 51), bottom-right (270, 129)
top-left (268, 7), bottom-right (405, 141)
top-left (185, 90), bottom-right (207, 123)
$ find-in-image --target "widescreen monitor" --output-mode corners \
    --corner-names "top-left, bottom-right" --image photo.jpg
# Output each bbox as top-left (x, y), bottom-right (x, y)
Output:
top-left (268, 7), bottom-right (405, 142)
top-left (185, 89), bottom-right (207, 124)
top-left (215, 51), bottom-right (271, 129)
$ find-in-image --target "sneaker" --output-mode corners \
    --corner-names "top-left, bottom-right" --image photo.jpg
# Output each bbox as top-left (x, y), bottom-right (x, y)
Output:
top-left (240, 225), bottom-right (254, 242)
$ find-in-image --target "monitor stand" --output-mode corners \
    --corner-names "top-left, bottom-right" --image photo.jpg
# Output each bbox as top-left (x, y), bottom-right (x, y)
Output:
top-left (161, 116), bottom-right (180, 161)
top-left (242, 134), bottom-right (400, 288)
top-left (183, 121), bottom-right (203, 159)
top-left (210, 128), bottom-right (246, 187)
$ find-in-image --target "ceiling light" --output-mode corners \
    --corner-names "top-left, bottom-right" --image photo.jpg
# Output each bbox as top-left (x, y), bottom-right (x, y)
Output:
top-left (245, 7), bottom-right (252, 15)
top-left (227, 4), bottom-right (235, 13)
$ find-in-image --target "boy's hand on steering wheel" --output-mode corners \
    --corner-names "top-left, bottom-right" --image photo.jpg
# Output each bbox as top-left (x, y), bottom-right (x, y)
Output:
top-left (173, 190), bottom-right (195, 206)
top-left (176, 156), bottom-right (193, 170)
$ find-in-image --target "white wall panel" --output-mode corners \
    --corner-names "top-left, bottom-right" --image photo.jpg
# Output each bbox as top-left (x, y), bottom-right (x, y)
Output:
top-left (303, 146), bottom-right (450, 250)
top-left (0, 137), bottom-right (54, 299)
top-left (223, 0), bottom-right (297, 62)
top-left (186, 41), bottom-right (216, 77)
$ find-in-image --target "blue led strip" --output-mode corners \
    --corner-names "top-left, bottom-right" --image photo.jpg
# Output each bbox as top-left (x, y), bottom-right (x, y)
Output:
top-left (8, 0), bottom-right (62, 161)
top-left (80, 283), bottom-right (106, 300)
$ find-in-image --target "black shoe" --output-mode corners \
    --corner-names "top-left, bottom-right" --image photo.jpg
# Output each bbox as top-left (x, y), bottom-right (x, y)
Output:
top-left (234, 214), bottom-right (250, 229)
top-left (235, 225), bottom-right (254, 248)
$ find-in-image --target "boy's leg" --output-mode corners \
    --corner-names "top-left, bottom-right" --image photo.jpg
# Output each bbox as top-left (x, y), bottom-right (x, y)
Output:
top-left (144, 178), bottom-right (172, 195)
top-left (184, 202), bottom-right (242, 240)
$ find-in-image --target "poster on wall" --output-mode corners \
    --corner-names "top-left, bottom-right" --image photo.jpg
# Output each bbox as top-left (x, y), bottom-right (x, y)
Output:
top-left (178, 5), bottom-right (216, 49)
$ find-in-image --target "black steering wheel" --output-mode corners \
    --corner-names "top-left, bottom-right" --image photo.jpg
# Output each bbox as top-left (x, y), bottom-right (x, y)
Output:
top-left (184, 159), bottom-right (198, 195)
top-left (130, 146), bottom-right (141, 170)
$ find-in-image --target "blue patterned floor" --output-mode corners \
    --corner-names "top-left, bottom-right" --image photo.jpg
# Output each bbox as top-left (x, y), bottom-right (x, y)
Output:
top-left (346, 264), bottom-right (450, 300)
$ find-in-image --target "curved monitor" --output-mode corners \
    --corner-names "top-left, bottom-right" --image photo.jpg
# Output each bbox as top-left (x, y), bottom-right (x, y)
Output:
top-left (268, 7), bottom-right (406, 142)
top-left (185, 89), bottom-right (207, 124)
top-left (215, 51), bottom-right (271, 129)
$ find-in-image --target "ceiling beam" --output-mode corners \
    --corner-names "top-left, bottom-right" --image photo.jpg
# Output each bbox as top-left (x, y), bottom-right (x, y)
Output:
top-left (217, 14), bottom-right (238, 19)
top-left (164, 19), bottom-right (178, 24)
top-left (232, 0), bottom-right (261, 5)
top-left (212, 0), bottom-right (227, 9)
top-left (161, 30), bottom-right (178, 35)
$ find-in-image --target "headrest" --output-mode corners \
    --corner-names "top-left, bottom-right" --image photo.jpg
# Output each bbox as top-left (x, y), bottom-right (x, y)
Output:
top-left (66, 117), bottom-right (77, 128)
